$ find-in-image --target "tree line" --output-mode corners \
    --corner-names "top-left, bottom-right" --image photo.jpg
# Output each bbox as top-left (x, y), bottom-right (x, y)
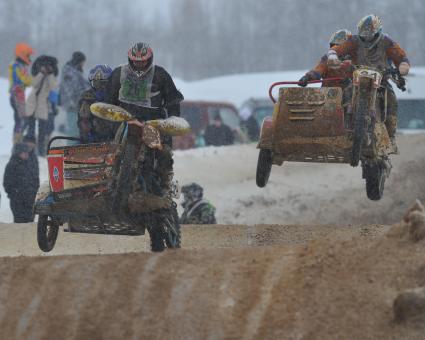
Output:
top-left (1, 0), bottom-right (423, 80)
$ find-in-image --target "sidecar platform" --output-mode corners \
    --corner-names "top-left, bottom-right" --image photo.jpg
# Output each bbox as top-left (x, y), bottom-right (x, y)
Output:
top-left (258, 87), bottom-right (353, 165)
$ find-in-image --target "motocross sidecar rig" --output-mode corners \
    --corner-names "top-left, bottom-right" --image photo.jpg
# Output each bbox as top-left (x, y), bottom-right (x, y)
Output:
top-left (34, 103), bottom-right (190, 253)
top-left (256, 67), bottom-right (404, 201)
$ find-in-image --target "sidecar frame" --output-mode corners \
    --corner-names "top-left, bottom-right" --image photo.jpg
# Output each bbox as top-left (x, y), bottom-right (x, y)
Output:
top-left (258, 85), bottom-right (353, 165)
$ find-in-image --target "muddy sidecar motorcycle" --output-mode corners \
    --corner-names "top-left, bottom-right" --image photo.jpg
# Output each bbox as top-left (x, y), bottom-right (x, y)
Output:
top-left (256, 66), bottom-right (406, 201)
top-left (34, 103), bottom-right (191, 253)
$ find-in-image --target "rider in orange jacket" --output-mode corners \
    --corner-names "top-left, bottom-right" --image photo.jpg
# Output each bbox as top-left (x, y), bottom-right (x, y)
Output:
top-left (299, 29), bottom-right (353, 88)
top-left (302, 15), bottom-right (410, 150)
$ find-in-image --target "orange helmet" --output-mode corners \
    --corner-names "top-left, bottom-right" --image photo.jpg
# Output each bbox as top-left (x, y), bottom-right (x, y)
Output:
top-left (15, 42), bottom-right (34, 65)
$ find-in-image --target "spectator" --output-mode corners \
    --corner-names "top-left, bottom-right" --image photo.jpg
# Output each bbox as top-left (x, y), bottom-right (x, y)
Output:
top-left (239, 106), bottom-right (260, 141)
top-left (26, 55), bottom-right (58, 156)
top-left (204, 113), bottom-right (234, 146)
top-left (8, 42), bottom-right (34, 143)
top-left (32, 56), bottom-right (60, 142)
top-left (3, 143), bottom-right (39, 223)
top-left (179, 183), bottom-right (216, 224)
top-left (59, 51), bottom-right (90, 137)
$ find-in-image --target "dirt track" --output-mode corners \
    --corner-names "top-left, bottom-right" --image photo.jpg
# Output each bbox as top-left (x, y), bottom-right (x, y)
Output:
top-left (1, 221), bottom-right (425, 340)
top-left (0, 222), bottom-right (388, 257)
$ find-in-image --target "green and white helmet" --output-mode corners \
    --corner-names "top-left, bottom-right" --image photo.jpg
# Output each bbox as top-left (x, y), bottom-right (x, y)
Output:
top-left (329, 29), bottom-right (351, 47)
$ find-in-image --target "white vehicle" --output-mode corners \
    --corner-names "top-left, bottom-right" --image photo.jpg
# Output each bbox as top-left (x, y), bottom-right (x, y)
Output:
top-left (397, 67), bottom-right (425, 134)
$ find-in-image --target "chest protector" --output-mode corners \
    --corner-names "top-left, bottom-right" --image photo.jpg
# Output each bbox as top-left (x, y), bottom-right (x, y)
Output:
top-left (355, 35), bottom-right (389, 70)
top-left (118, 64), bottom-right (159, 108)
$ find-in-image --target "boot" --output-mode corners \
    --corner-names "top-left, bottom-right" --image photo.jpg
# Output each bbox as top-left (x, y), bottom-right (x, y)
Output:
top-left (390, 136), bottom-right (399, 155)
top-left (158, 170), bottom-right (173, 198)
top-left (156, 145), bottom-right (174, 197)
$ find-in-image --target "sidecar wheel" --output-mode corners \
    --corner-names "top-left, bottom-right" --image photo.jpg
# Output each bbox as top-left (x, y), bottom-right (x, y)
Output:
top-left (256, 149), bottom-right (272, 188)
top-left (364, 163), bottom-right (386, 201)
top-left (37, 215), bottom-right (59, 252)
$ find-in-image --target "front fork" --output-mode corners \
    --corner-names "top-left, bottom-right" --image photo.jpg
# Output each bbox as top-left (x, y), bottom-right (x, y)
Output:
top-left (351, 79), bottom-right (378, 144)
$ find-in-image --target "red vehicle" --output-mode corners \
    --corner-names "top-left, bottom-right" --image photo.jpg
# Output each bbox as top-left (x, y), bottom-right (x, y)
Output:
top-left (173, 100), bottom-right (247, 149)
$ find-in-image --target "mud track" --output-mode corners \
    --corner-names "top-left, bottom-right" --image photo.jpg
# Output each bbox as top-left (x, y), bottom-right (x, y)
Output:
top-left (1, 222), bottom-right (425, 339)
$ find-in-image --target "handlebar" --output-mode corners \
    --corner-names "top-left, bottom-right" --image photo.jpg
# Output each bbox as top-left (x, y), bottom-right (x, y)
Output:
top-left (385, 67), bottom-right (406, 92)
top-left (268, 78), bottom-right (344, 103)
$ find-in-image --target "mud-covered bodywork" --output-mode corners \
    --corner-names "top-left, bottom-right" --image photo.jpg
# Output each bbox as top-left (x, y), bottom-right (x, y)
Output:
top-left (259, 87), bottom-right (352, 164)
top-left (256, 70), bottom-right (400, 201)
top-left (258, 86), bottom-right (392, 165)
top-left (34, 103), bottom-right (190, 252)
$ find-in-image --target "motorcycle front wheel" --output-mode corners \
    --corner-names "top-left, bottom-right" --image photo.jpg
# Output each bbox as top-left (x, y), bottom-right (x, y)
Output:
top-left (351, 84), bottom-right (369, 167)
top-left (363, 162), bottom-right (386, 201)
top-left (149, 204), bottom-right (181, 252)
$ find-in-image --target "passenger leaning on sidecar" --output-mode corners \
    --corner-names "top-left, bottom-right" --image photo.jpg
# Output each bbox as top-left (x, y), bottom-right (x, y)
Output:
top-left (105, 42), bottom-right (184, 195)
top-left (311, 15), bottom-right (410, 151)
top-left (299, 29), bottom-right (353, 88)
top-left (78, 64), bottom-right (119, 143)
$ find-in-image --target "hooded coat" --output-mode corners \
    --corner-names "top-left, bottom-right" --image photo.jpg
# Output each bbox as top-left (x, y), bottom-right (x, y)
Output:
top-left (59, 63), bottom-right (90, 112)
top-left (26, 73), bottom-right (57, 120)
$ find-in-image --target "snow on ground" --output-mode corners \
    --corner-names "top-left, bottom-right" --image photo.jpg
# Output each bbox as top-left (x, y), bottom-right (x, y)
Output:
top-left (0, 67), bottom-right (424, 223)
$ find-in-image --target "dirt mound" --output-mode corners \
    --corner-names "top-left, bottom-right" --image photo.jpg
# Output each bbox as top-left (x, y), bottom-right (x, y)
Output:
top-left (1, 206), bottom-right (425, 339)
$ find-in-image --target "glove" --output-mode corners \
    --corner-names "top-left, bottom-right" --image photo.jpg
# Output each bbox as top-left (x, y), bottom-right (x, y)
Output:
top-left (399, 62), bottom-right (410, 76)
top-left (327, 50), bottom-right (341, 69)
top-left (298, 75), bottom-right (309, 87)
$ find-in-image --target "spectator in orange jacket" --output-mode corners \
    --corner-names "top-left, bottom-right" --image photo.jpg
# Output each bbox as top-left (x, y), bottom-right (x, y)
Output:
top-left (8, 42), bottom-right (34, 143)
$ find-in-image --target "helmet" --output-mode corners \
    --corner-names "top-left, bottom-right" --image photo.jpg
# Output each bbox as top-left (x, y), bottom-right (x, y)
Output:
top-left (357, 15), bottom-right (382, 44)
top-left (181, 183), bottom-right (203, 207)
top-left (88, 64), bottom-right (113, 89)
top-left (128, 42), bottom-right (153, 70)
top-left (329, 29), bottom-right (351, 47)
top-left (128, 42), bottom-right (153, 62)
top-left (15, 42), bottom-right (34, 65)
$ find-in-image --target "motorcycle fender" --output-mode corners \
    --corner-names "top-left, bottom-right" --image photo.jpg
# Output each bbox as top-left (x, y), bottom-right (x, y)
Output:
top-left (374, 122), bottom-right (392, 156)
top-left (142, 125), bottom-right (163, 150)
top-left (257, 116), bottom-right (274, 149)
